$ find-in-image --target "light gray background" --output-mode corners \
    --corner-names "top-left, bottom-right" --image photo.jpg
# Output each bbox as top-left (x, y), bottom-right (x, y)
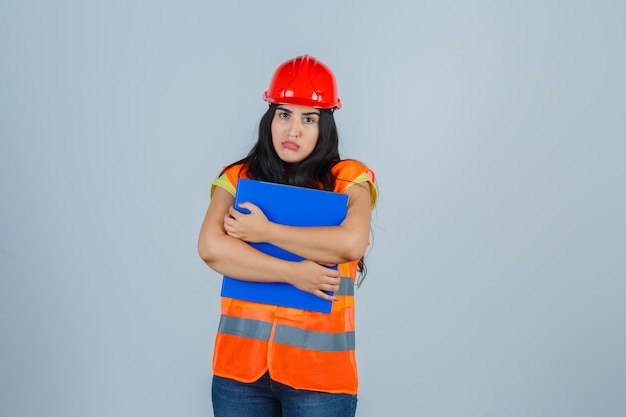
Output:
top-left (1, 1), bottom-right (625, 416)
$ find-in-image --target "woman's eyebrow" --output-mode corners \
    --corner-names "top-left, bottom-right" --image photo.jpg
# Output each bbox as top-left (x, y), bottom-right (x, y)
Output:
top-left (276, 106), bottom-right (320, 117)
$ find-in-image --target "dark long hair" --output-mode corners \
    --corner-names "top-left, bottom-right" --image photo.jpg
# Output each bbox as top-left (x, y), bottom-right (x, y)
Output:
top-left (221, 104), bottom-right (368, 283)
top-left (224, 105), bottom-right (339, 190)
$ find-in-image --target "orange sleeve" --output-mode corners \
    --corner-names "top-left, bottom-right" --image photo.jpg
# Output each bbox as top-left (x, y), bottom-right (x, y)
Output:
top-left (332, 160), bottom-right (378, 209)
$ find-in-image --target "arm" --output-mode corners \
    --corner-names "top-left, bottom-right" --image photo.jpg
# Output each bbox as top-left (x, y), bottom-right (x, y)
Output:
top-left (198, 186), bottom-right (341, 300)
top-left (224, 181), bottom-right (373, 265)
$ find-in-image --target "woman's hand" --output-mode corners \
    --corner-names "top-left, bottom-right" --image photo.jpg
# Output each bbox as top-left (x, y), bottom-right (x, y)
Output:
top-left (289, 260), bottom-right (341, 301)
top-left (221, 199), bottom-right (341, 301)
top-left (223, 202), bottom-right (271, 243)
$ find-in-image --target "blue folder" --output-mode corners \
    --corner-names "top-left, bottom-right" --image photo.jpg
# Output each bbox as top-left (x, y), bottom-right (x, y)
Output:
top-left (221, 178), bottom-right (349, 313)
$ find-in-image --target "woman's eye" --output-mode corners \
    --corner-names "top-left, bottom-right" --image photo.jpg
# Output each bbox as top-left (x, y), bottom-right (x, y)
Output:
top-left (279, 112), bottom-right (289, 119)
top-left (304, 117), bottom-right (315, 124)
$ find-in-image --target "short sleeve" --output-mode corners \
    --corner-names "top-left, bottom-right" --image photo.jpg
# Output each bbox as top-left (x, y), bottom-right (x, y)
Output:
top-left (332, 160), bottom-right (378, 210)
top-left (210, 173), bottom-right (236, 198)
top-left (210, 163), bottom-right (248, 198)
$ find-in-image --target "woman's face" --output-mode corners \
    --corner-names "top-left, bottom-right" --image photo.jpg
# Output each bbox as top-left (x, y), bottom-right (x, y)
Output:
top-left (271, 104), bottom-right (320, 164)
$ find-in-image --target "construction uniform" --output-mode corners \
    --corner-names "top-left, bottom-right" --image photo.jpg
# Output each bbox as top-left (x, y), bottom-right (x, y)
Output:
top-left (210, 159), bottom-right (377, 395)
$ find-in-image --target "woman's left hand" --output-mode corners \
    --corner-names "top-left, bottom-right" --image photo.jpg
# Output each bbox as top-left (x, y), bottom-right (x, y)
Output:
top-left (223, 202), bottom-right (271, 243)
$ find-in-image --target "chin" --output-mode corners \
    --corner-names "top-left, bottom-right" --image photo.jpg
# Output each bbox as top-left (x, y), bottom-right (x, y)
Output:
top-left (278, 154), bottom-right (306, 164)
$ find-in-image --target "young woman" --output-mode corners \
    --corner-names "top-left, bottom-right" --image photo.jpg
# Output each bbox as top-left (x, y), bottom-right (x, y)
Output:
top-left (198, 54), bottom-right (378, 417)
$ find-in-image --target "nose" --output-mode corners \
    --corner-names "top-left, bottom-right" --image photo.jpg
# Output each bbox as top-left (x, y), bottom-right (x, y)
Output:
top-left (288, 118), bottom-right (300, 137)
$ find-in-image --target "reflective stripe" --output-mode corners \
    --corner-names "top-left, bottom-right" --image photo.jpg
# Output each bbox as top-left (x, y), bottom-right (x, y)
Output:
top-left (218, 315), bottom-right (272, 341)
top-left (336, 277), bottom-right (355, 296)
top-left (274, 325), bottom-right (355, 352)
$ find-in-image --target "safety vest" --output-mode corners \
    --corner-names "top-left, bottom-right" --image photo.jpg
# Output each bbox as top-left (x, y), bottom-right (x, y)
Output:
top-left (211, 160), bottom-right (377, 395)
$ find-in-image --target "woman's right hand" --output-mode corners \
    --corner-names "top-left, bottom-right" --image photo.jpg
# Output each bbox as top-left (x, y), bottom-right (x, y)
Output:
top-left (289, 260), bottom-right (341, 301)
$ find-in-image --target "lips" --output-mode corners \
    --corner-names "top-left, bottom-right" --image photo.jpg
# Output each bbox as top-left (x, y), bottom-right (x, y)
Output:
top-left (281, 140), bottom-right (300, 150)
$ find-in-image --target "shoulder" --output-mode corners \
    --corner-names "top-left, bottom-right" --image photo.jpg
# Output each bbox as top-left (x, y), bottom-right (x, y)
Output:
top-left (222, 162), bottom-right (251, 184)
top-left (332, 159), bottom-right (378, 208)
top-left (332, 159), bottom-right (376, 186)
top-left (210, 163), bottom-right (250, 198)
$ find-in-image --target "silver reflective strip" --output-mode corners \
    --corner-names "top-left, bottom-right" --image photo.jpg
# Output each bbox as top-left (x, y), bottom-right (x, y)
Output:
top-left (336, 277), bottom-right (355, 296)
top-left (218, 315), bottom-right (272, 341)
top-left (274, 325), bottom-right (355, 352)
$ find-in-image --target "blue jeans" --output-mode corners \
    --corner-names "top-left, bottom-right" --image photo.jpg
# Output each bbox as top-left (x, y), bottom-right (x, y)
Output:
top-left (212, 373), bottom-right (358, 417)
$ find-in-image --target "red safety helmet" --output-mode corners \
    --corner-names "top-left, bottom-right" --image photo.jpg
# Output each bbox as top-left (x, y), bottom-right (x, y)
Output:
top-left (263, 54), bottom-right (342, 110)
